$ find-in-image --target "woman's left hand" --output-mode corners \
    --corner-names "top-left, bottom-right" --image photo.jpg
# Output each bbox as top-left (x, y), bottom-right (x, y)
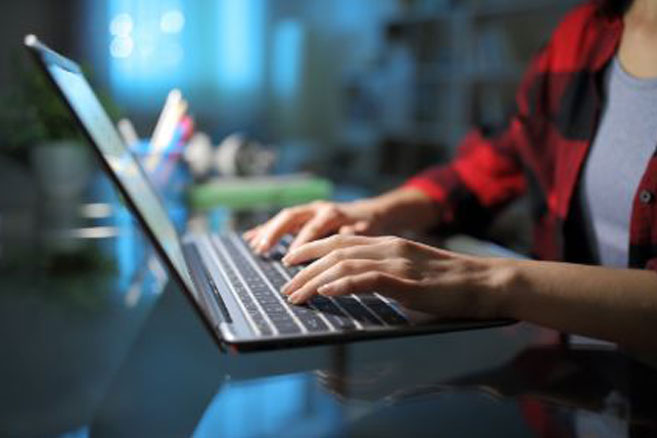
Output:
top-left (281, 235), bottom-right (514, 319)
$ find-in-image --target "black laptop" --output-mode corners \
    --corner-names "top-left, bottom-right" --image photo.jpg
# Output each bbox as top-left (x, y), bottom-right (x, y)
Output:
top-left (25, 35), bottom-right (512, 351)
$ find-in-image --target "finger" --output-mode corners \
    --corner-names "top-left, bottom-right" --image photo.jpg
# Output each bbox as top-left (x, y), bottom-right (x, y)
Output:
top-left (248, 211), bottom-right (294, 250)
top-left (248, 232), bottom-right (263, 247)
top-left (287, 259), bottom-right (385, 304)
top-left (288, 206), bottom-right (343, 252)
top-left (253, 206), bottom-right (314, 254)
top-left (284, 234), bottom-right (389, 266)
top-left (242, 226), bottom-right (261, 243)
top-left (282, 243), bottom-right (395, 295)
top-left (317, 272), bottom-right (414, 302)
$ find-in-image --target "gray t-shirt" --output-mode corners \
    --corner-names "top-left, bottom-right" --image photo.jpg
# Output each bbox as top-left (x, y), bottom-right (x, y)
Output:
top-left (580, 56), bottom-right (657, 267)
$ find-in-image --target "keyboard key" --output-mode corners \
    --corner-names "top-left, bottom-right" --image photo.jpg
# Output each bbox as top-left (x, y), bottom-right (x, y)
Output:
top-left (273, 320), bottom-right (303, 335)
top-left (289, 304), bottom-right (329, 333)
top-left (252, 259), bottom-right (289, 291)
top-left (309, 296), bottom-right (356, 330)
top-left (358, 295), bottom-right (408, 326)
top-left (251, 318), bottom-right (273, 336)
top-left (334, 296), bottom-right (383, 327)
top-left (282, 264), bottom-right (304, 278)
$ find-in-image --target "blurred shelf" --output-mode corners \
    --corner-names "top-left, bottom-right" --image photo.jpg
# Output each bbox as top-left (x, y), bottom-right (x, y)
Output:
top-left (473, 0), bottom-right (582, 19)
top-left (388, 0), bottom-right (582, 24)
top-left (418, 65), bottom-right (522, 83)
top-left (470, 69), bottom-right (522, 83)
top-left (387, 10), bottom-right (456, 26)
top-left (339, 0), bottom-right (574, 187)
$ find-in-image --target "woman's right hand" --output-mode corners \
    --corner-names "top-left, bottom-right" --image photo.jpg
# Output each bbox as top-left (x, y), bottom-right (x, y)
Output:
top-left (244, 188), bottom-right (440, 254)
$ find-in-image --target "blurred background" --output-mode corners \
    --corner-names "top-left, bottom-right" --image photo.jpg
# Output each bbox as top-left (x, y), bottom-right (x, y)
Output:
top-left (0, 0), bottom-right (580, 191)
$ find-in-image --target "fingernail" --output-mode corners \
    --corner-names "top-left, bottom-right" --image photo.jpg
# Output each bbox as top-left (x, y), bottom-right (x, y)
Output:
top-left (282, 254), bottom-right (294, 266)
top-left (281, 281), bottom-right (292, 295)
top-left (287, 292), bottom-right (301, 304)
top-left (255, 241), bottom-right (267, 254)
top-left (317, 285), bottom-right (330, 295)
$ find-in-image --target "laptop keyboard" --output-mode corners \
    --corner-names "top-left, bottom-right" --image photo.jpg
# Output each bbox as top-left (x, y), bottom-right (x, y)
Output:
top-left (203, 233), bottom-right (409, 337)
top-left (208, 241), bottom-right (274, 335)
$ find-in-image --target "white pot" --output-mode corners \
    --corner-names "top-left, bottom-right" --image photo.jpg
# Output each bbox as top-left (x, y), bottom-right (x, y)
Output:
top-left (31, 140), bottom-right (92, 253)
top-left (31, 140), bottom-right (91, 199)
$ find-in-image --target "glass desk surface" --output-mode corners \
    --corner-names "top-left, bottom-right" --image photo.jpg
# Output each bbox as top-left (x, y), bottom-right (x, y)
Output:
top-left (1, 162), bottom-right (656, 438)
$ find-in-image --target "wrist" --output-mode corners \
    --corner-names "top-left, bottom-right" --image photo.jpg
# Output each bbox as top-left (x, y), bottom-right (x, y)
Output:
top-left (478, 258), bottom-right (522, 319)
top-left (370, 188), bottom-right (440, 232)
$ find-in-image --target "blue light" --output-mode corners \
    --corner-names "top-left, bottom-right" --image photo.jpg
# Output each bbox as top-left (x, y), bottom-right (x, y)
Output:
top-left (272, 20), bottom-right (304, 101)
top-left (160, 9), bottom-right (185, 34)
top-left (192, 373), bottom-right (343, 437)
top-left (110, 36), bottom-right (134, 59)
top-left (101, 0), bottom-right (267, 107)
top-left (106, 0), bottom-right (187, 104)
top-left (216, 0), bottom-right (265, 93)
top-left (115, 206), bottom-right (137, 290)
top-left (109, 13), bottom-right (133, 38)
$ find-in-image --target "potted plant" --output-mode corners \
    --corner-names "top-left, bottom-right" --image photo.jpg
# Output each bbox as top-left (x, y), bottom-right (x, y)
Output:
top-left (1, 52), bottom-right (120, 193)
top-left (0, 52), bottom-right (120, 253)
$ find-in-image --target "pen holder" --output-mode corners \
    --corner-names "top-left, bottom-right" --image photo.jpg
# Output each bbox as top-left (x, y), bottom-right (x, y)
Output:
top-left (130, 139), bottom-right (189, 233)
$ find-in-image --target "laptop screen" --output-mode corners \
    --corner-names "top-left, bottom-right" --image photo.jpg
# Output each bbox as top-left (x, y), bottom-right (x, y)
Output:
top-left (44, 57), bottom-right (196, 294)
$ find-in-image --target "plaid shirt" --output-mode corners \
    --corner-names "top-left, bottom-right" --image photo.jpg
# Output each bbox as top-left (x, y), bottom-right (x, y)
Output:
top-left (404, 1), bottom-right (657, 272)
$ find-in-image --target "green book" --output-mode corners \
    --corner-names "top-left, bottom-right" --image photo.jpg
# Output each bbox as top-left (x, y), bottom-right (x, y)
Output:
top-left (187, 175), bottom-right (333, 210)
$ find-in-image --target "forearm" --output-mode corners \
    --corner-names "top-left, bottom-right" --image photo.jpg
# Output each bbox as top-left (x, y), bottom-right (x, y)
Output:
top-left (495, 260), bottom-right (657, 350)
top-left (355, 188), bottom-right (442, 234)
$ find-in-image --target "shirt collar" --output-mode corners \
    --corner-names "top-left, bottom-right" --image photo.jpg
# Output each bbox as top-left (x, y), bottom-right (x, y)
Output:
top-left (592, 13), bottom-right (623, 71)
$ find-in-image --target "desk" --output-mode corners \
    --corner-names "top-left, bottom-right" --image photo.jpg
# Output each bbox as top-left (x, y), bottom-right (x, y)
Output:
top-left (1, 162), bottom-right (656, 437)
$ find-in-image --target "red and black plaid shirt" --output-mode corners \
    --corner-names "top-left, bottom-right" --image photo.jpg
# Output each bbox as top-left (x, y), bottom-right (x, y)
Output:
top-left (404, 1), bottom-right (657, 272)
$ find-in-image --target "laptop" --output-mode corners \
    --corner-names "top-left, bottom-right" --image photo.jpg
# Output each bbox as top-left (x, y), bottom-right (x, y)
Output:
top-left (25, 35), bottom-right (512, 351)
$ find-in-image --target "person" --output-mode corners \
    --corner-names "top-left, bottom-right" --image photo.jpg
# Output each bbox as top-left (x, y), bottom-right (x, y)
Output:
top-left (245, 0), bottom-right (657, 351)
